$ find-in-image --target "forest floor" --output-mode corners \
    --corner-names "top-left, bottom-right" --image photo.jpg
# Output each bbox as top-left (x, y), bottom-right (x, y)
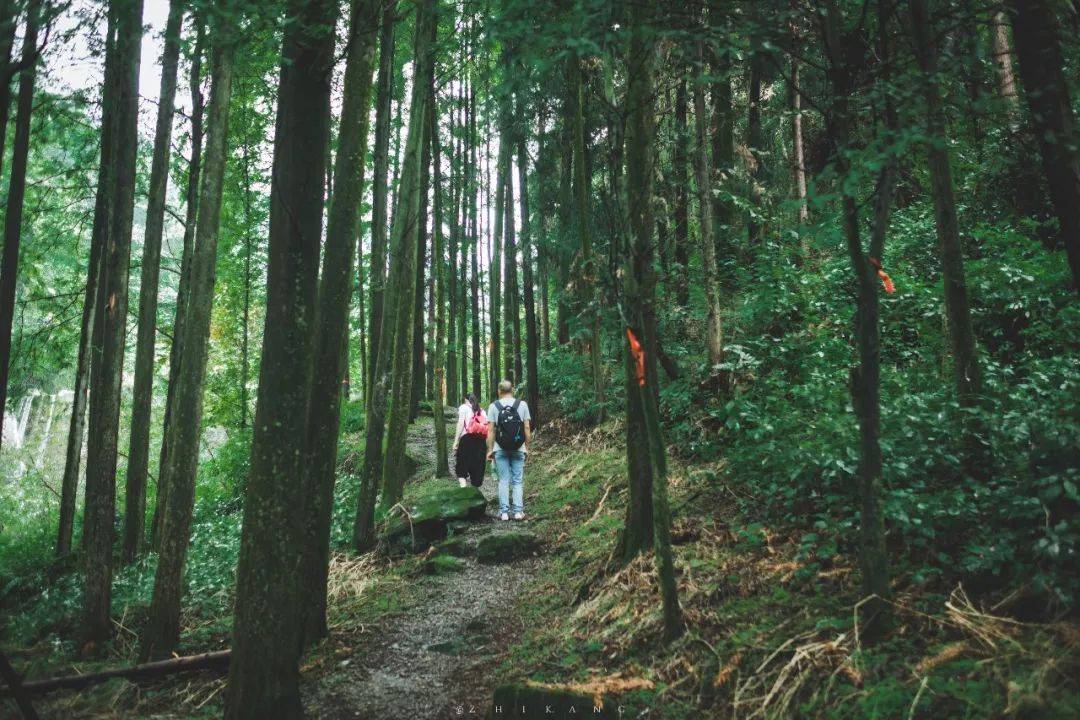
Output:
top-left (304, 413), bottom-right (550, 719)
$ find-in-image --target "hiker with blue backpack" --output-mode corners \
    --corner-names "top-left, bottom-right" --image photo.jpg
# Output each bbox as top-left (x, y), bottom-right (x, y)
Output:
top-left (486, 379), bottom-right (532, 521)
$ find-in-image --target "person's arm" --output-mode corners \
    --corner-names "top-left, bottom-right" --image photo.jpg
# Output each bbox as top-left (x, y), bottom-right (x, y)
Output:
top-left (486, 423), bottom-right (496, 459)
top-left (523, 419), bottom-right (532, 446)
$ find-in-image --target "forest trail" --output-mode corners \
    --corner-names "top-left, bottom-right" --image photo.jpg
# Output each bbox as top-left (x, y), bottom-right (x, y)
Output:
top-left (305, 411), bottom-right (548, 719)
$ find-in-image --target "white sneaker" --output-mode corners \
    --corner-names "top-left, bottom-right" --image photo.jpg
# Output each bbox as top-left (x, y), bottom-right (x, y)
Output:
top-left (513, 513), bottom-right (525, 521)
top-left (499, 513), bottom-right (509, 521)
top-left (458, 478), bottom-right (468, 488)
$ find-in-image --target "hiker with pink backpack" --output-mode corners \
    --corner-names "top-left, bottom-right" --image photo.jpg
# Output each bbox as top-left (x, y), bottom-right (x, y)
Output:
top-left (454, 393), bottom-right (489, 488)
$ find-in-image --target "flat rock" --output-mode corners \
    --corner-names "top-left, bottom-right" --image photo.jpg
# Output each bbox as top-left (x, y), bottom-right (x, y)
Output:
top-left (379, 479), bottom-right (487, 550)
top-left (476, 531), bottom-right (541, 564)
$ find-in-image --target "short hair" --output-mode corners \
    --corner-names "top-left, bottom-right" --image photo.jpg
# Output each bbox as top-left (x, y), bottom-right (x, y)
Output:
top-left (498, 380), bottom-right (513, 394)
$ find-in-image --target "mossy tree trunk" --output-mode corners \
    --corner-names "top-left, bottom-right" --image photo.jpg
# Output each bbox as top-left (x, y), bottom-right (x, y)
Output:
top-left (691, 40), bottom-right (723, 368)
top-left (224, 0), bottom-right (336, 714)
top-left (430, 72), bottom-right (451, 478)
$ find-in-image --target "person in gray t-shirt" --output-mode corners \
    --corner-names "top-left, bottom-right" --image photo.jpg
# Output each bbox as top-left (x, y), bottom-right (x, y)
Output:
top-left (486, 380), bottom-right (532, 520)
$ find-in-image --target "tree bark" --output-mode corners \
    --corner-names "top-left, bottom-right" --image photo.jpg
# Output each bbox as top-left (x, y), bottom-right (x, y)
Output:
top-left (517, 118), bottom-right (540, 431)
top-left (82, 0), bottom-right (144, 648)
top-left (821, 0), bottom-right (891, 639)
top-left (909, 0), bottom-right (986, 472)
top-left (1006, 0), bottom-right (1080, 289)
top-left (122, 0), bottom-right (184, 565)
top-left (692, 42), bottom-right (723, 367)
top-left (468, 79), bottom-right (482, 396)
top-left (790, 54), bottom-right (808, 225)
top-left (0, 0), bottom-right (43, 462)
top-left (140, 20), bottom-right (235, 662)
top-left (224, 0), bottom-right (336, 714)
top-left (673, 73), bottom-right (690, 306)
top-left (300, 0), bottom-right (379, 647)
top-left (625, 2), bottom-right (682, 641)
top-left (0, 1), bottom-right (18, 179)
top-left (379, 0), bottom-right (435, 510)
top-left (430, 75), bottom-right (450, 478)
top-left (747, 43), bottom-right (766, 246)
top-left (990, 10), bottom-right (1018, 119)
top-left (365, 0), bottom-right (396, 405)
top-left (152, 20), bottom-right (205, 551)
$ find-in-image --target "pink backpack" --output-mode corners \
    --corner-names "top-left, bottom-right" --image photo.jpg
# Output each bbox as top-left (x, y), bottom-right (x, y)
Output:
top-left (464, 410), bottom-right (489, 436)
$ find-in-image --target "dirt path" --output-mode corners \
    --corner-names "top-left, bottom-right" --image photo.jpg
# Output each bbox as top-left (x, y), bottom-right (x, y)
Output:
top-left (305, 413), bottom-right (546, 719)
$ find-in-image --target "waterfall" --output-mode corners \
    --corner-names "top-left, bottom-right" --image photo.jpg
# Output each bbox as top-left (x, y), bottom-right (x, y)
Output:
top-left (35, 393), bottom-right (58, 468)
top-left (2, 393), bottom-right (36, 450)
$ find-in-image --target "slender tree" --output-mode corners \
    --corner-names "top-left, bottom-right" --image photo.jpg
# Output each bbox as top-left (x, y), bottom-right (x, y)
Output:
top-left (82, 0), bottom-right (144, 648)
top-left (379, 0), bottom-right (435, 509)
top-left (820, 0), bottom-right (891, 638)
top-left (140, 10), bottom-right (236, 661)
top-left (989, 9), bottom-right (1018, 119)
top-left (909, 0), bottom-right (985, 472)
top-left (301, 0), bottom-right (380, 646)
top-left (122, 0), bottom-right (184, 564)
top-left (692, 40), bottom-right (723, 367)
top-left (430, 75), bottom-right (450, 477)
top-left (517, 109), bottom-right (540, 430)
top-left (152, 20), bottom-right (206, 550)
top-left (672, 73), bottom-right (689, 306)
top-left (0, 0), bottom-right (43, 461)
top-left (366, 0), bottom-right (397, 403)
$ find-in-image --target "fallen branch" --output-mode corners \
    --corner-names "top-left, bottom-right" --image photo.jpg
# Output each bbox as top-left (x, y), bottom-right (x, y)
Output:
top-left (0, 650), bottom-right (230, 698)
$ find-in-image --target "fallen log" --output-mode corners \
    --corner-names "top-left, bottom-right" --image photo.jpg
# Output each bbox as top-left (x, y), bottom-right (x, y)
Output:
top-left (0, 650), bottom-right (230, 698)
top-left (0, 650), bottom-right (39, 719)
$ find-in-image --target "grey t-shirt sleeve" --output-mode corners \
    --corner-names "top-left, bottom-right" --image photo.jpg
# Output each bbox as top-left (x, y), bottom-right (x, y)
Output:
top-left (517, 401), bottom-right (531, 423)
top-left (486, 402), bottom-right (499, 424)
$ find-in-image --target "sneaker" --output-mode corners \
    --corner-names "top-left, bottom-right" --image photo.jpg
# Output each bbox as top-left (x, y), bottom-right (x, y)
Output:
top-left (499, 513), bottom-right (509, 521)
top-left (513, 512), bottom-right (525, 521)
top-left (458, 478), bottom-right (468, 488)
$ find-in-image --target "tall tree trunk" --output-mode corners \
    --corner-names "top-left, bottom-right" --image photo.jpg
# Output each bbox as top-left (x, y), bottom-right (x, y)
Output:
top-left (380, 0), bottom-right (435, 509)
top-left (300, 0), bottom-right (379, 647)
top-left (821, 0), bottom-right (891, 639)
top-left (140, 21), bottom-right (235, 662)
top-left (692, 43), bottom-right (723, 367)
top-left (366, 0), bottom-right (396, 405)
top-left (502, 126), bottom-right (518, 383)
top-left (0, 0), bottom-right (18, 178)
top-left (672, 74), bottom-right (689, 306)
top-left (709, 10), bottom-right (735, 267)
top-left (624, 3), bottom-right (683, 640)
top-left (239, 126), bottom-right (253, 429)
top-left (1005, 0), bottom-right (1080, 290)
top-left (152, 20), bottom-right (205, 551)
top-left (446, 81), bottom-right (460, 402)
top-left (489, 118), bottom-right (506, 393)
top-left (430, 76), bottom-right (450, 478)
top-left (989, 10), bottom-right (1018, 119)
top-left (469, 82), bottom-right (482, 397)
top-left (0, 0), bottom-right (42, 461)
top-left (224, 0), bottom-right (336, 715)
top-left (355, 0), bottom-right (434, 547)
top-left (122, 0), bottom-right (184, 565)
top-left (790, 54), bottom-right (808, 226)
top-left (746, 45), bottom-right (766, 246)
top-left (909, 0), bottom-right (986, 473)
top-left (410, 152), bottom-right (429, 422)
top-left (83, 0), bottom-right (144, 648)
top-left (569, 56), bottom-right (602, 417)
top-left (517, 119), bottom-right (540, 431)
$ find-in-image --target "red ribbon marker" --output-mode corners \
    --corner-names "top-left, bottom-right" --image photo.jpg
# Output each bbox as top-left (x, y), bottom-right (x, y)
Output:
top-left (868, 256), bottom-right (896, 294)
top-left (626, 328), bottom-right (646, 386)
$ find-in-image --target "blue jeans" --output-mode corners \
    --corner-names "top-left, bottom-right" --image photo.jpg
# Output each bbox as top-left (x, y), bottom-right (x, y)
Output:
top-left (493, 448), bottom-right (525, 515)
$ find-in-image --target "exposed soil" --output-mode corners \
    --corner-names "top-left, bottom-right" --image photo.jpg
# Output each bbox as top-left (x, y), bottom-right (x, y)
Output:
top-left (304, 413), bottom-right (546, 719)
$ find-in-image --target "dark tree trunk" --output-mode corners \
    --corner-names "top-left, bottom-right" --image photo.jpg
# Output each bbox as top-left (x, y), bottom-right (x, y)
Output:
top-left (517, 122), bottom-right (540, 431)
top-left (224, 0), bottom-right (336, 714)
top-left (122, 0), bottom-right (183, 565)
top-left (469, 81), bottom-right (482, 397)
top-left (489, 112), bottom-right (506, 393)
top-left (746, 49), bottom-right (765, 245)
top-left (380, 0), bottom-right (435, 509)
top-left (410, 155), bottom-right (429, 422)
top-left (990, 10), bottom-right (1019, 119)
top-left (692, 41), bottom-right (723, 367)
top-left (1006, 0), bottom-right (1080, 289)
top-left (502, 124), bottom-right (518, 383)
top-left (673, 74), bottom-right (689, 306)
top-left (355, 0), bottom-right (435, 547)
top-left (0, 0), bottom-right (42, 461)
top-left (300, 0), bottom-right (379, 647)
top-left (366, 0), bottom-right (396, 405)
top-left (152, 20), bottom-right (205, 551)
top-left (909, 0), bottom-right (986, 473)
top-left (430, 74), bottom-right (450, 477)
top-left (624, 3), bottom-right (683, 641)
top-left (82, 0), bottom-right (144, 648)
top-left (140, 20), bottom-right (235, 662)
top-left (709, 11), bottom-right (735, 265)
top-left (0, 1), bottom-right (18, 177)
top-left (820, 0), bottom-right (891, 639)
